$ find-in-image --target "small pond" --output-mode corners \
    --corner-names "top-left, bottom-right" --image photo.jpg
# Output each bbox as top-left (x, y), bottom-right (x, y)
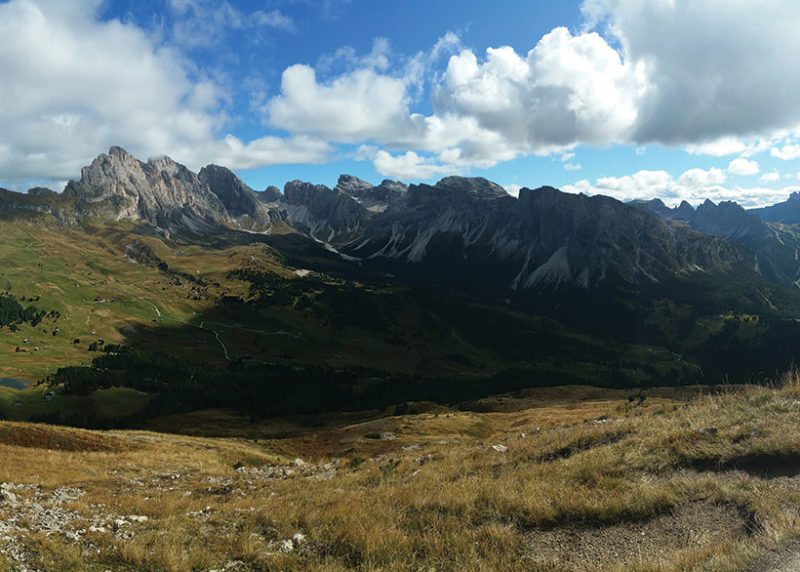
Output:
top-left (0, 377), bottom-right (32, 390)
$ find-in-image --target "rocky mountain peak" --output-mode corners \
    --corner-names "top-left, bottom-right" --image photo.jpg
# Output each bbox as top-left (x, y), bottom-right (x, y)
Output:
top-left (434, 176), bottom-right (508, 199)
top-left (752, 190), bottom-right (800, 223)
top-left (262, 185), bottom-right (282, 202)
top-left (282, 180), bottom-right (367, 241)
top-left (335, 175), bottom-right (406, 213)
top-left (63, 147), bottom-right (225, 231)
top-left (147, 154), bottom-right (181, 172)
top-left (335, 175), bottom-right (373, 198)
top-left (108, 145), bottom-right (133, 159)
top-left (198, 164), bottom-right (257, 218)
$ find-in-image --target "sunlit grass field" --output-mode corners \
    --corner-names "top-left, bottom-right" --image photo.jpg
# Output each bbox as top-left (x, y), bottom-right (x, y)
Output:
top-left (3, 381), bottom-right (800, 570)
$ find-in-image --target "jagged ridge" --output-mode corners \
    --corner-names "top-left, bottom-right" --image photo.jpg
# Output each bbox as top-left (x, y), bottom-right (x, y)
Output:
top-left (0, 147), bottom-right (793, 293)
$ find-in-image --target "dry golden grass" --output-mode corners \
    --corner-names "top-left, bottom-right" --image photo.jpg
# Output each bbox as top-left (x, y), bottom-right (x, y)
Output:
top-left (5, 385), bottom-right (800, 570)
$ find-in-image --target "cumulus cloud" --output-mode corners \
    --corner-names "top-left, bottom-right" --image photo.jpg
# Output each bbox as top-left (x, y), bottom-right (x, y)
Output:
top-left (564, 168), bottom-right (797, 207)
top-left (266, 65), bottom-right (412, 142)
top-left (760, 171), bottom-right (781, 183)
top-left (771, 144), bottom-right (800, 160)
top-left (0, 0), bottom-right (318, 187)
top-left (7, 0), bottom-right (800, 188)
top-left (263, 25), bottom-right (648, 176)
top-left (261, 1), bottom-right (800, 178)
top-left (582, 0), bottom-right (800, 145)
top-left (678, 167), bottom-right (726, 188)
top-left (728, 158), bottom-right (760, 176)
top-left (355, 146), bottom-right (457, 180)
top-left (564, 163), bottom-right (582, 171)
top-left (434, 28), bottom-right (647, 150)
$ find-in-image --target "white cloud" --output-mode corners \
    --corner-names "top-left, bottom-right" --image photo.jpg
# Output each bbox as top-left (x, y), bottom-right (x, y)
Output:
top-left (686, 137), bottom-right (752, 157)
top-left (259, 1), bottom-right (800, 178)
top-left (434, 28), bottom-right (647, 151)
top-left (266, 65), bottom-right (412, 142)
top-left (8, 0), bottom-right (800, 190)
top-left (727, 158), bottom-right (760, 176)
top-left (582, 0), bottom-right (800, 145)
top-left (169, 0), bottom-right (294, 48)
top-left (250, 10), bottom-right (294, 31)
top-left (358, 147), bottom-right (458, 180)
top-left (504, 184), bottom-right (522, 198)
top-left (0, 0), bottom-right (320, 187)
top-left (564, 163), bottom-right (582, 171)
top-left (569, 170), bottom-right (673, 202)
top-left (564, 168), bottom-right (797, 208)
top-left (263, 26), bottom-right (648, 174)
top-left (678, 167), bottom-right (726, 189)
top-left (760, 171), bottom-right (780, 183)
top-left (317, 37), bottom-right (393, 74)
top-left (209, 135), bottom-right (330, 169)
top-left (771, 144), bottom-right (800, 160)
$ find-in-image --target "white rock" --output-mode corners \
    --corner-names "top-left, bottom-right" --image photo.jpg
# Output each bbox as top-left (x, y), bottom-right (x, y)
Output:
top-left (491, 444), bottom-right (508, 452)
top-left (88, 525), bottom-right (107, 533)
top-left (128, 515), bottom-right (148, 523)
top-left (0, 487), bottom-right (17, 504)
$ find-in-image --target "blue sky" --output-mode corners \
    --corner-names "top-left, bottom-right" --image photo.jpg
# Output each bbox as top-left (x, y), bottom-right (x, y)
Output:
top-left (2, 0), bottom-right (800, 207)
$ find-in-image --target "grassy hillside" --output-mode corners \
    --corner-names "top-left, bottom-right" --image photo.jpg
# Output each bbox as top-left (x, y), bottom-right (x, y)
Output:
top-left (4, 381), bottom-right (800, 570)
top-left (3, 218), bottom-right (800, 427)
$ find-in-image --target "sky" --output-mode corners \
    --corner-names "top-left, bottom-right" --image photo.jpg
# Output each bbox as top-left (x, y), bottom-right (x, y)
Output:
top-left (2, 0), bottom-right (800, 207)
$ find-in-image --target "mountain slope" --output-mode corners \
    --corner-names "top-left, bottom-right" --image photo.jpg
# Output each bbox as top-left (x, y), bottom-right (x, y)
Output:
top-left (345, 180), bottom-right (752, 296)
top-left (632, 197), bottom-right (800, 288)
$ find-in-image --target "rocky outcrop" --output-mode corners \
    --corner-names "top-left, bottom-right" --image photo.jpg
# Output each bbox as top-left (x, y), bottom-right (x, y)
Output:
top-left (283, 180), bottom-right (368, 242)
top-left (198, 164), bottom-right (287, 230)
top-left (335, 175), bottom-right (407, 213)
top-left (198, 164), bottom-right (260, 218)
top-left (64, 147), bottom-right (227, 233)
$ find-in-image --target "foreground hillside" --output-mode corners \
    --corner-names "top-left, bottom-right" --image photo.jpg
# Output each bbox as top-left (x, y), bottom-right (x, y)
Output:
top-left (4, 382), bottom-right (800, 571)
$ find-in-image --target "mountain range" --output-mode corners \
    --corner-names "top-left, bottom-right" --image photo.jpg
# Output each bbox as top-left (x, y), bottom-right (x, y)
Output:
top-left (6, 146), bottom-right (798, 295)
top-left (5, 146), bottom-right (800, 412)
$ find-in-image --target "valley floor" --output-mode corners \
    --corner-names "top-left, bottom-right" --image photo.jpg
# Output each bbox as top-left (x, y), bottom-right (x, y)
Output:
top-left (4, 383), bottom-right (800, 571)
